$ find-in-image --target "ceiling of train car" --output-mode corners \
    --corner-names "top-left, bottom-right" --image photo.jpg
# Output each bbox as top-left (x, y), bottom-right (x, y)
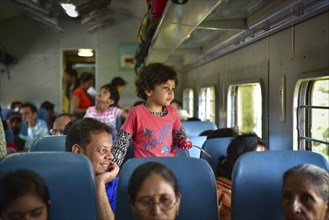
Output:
top-left (0, 0), bottom-right (147, 32)
top-left (146, 0), bottom-right (328, 69)
top-left (1, 0), bottom-right (328, 69)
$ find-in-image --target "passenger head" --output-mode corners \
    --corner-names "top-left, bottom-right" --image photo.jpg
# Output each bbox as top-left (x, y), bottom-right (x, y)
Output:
top-left (78, 72), bottom-right (94, 91)
top-left (111, 77), bottom-right (127, 94)
top-left (128, 162), bottom-right (181, 220)
top-left (282, 164), bottom-right (329, 220)
top-left (51, 113), bottom-right (76, 135)
top-left (135, 63), bottom-right (178, 101)
top-left (40, 101), bottom-right (55, 120)
top-left (170, 100), bottom-right (183, 111)
top-left (217, 132), bottom-right (268, 179)
top-left (97, 83), bottom-right (120, 107)
top-left (64, 68), bottom-right (78, 83)
top-left (0, 169), bottom-right (51, 220)
top-left (20, 102), bottom-right (37, 122)
top-left (207, 128), bottom-right (238, 139)
top-left (6, 111), bottom-right (22, 133)
top-left (65, 118), bottom-right (114, 175)
top-left (10, 101), bottom-right (23, 112)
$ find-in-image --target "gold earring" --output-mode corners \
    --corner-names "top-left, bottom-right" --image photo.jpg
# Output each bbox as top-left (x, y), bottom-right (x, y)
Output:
top-left (176, 207), bottom-right (180, 216)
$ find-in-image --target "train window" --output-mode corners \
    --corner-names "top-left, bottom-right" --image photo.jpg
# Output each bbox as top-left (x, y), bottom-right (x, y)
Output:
top-left (198, 86), bottom-right (216, 122)
top-left (183, 88), bottom-right (194, 117)
top-left (296, 77), bottom-right (329, 160)
top-left (227, 83), bottom-right (262, 136)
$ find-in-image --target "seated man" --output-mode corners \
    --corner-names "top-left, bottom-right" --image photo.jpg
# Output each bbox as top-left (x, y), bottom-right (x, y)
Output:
top-left (50, 113), bottom-right (76, 136)
top-left (65, 117), bottom-right (119, 220)
top-left (20, 102), bottom-right (49, 151)
top-left (6, 111), bottom-right (25, 151)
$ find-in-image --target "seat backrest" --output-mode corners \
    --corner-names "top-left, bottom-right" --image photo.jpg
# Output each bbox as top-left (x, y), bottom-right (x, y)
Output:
top-left (188, 136), bottom-right (207, 158)
top-left (181, 121), bottom-right (217, 137)
top-left (1, 108), bottom-right (12, 120)
top-left (0, 152), bottom-right (97, 220)
top-left (5, 127), bottom-right (14, 143)
top-left (29, 135), bottom-right (66, 152)
top-left (116, 157), bottom-right (218, 220)
top-left (200, 137), bottom-right (233, 175)
top-left (174, 147), bottom-right (190, 157)
top-left (231, 150), bottom-right (329, 220)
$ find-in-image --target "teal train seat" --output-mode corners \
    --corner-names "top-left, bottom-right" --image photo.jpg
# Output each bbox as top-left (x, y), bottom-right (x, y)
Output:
top-left (231, 150), bottom-right (329, 220)
top-left (0, 152), bottom-right (97, 220)
top-left (29, 135), bottom-right (66, 152)
top-left (116, 157), bottom-right (219, 220)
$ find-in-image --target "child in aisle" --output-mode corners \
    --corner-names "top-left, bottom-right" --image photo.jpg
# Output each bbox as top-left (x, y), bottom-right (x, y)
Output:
top-left (112, 63), bottom-right (191, 166)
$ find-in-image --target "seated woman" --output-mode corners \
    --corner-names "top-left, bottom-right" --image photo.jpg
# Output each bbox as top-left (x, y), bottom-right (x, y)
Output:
top-left (128, 161), bottom-right (181, 220)
top-left (0, 169), bottom-right (51, 220)
top-left (282, 163), bottom-right (329, 220)
top-left (216, 132), bottom-right (269, 220)
top-left (70, 72), bottom-right (95, 118)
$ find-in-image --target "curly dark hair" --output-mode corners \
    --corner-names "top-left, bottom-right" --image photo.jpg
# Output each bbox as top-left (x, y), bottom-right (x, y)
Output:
top-left (135, 63), bottom-right (178, 100)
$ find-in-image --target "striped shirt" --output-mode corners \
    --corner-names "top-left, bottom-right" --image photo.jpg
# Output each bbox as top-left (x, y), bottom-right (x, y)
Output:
top-left (84, 106), bottom-right (123, 142)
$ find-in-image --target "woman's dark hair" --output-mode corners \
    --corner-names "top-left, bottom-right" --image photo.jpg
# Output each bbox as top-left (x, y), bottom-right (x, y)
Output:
top-left (73, 72), bottom-right (94, 90)
top-left (135, 63), bottom-right (178, 100)
top-left (0, 169), bottom-right (50, 215)
top-left (128, 162), bottom-right (180, 203)
top-left (216, 133), bottom-right (269, 180)
top-left (206, 128), bottom-right (238, 139)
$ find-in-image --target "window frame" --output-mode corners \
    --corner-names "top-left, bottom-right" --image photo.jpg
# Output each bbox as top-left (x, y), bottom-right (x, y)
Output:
top-left (293, 72), bottom-right (329, 152)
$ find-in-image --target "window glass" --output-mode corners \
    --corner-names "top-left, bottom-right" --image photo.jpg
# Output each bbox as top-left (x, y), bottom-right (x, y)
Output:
top-left (183, 88), bottom-right (194, 117)
top-left (311, 79), bottom-right (329, 159)
top-left (228, 83), bottom-right (262, 136)
top-left (198, 86), bottom-right (216, 122)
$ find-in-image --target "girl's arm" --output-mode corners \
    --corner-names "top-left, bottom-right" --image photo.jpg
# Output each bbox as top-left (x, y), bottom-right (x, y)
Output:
top-left (112, 130), bottom-right (132, 166)
top-left (172, 127), bottom-right (188, 145)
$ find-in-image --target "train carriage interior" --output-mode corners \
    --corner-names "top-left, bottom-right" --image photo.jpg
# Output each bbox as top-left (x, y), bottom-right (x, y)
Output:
top-left (0, 0), bottom-right (328, 219)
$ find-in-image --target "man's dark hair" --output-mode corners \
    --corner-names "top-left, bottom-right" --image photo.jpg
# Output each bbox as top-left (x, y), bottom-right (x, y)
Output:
top-left (21, 102), bottom-right (37, 113)
top-left (65, 118), bottom-right (111, 152)
top-left (40, 101), bottom-right (55, 111)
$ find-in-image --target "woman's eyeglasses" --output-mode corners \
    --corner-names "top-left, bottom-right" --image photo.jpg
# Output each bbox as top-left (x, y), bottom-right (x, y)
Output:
top-left (134, 196), bottom-right (177, 211)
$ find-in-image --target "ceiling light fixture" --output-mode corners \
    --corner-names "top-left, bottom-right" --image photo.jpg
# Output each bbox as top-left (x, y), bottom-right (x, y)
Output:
top-left (77, 49), bottom-right (94, 57)
top-left (60, 3), bottom-right (79, 18)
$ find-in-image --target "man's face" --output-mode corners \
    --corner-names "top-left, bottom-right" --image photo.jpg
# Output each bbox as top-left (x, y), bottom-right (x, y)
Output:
top-left (20, 107), bottom-right (36, 122)
top-left (84, 131), bottom-right (114, 175)
top-left (51, 117), bottom-right (72, 135)
top-left (7, 118), bottom-right (22, 133)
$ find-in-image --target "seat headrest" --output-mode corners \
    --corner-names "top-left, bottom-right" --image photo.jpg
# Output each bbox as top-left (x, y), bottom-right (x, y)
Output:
top-left (0, 152), bottom-right (97, 220)
top-left (116, 157), bottom-right (219, 220)
top-left (231, 150), bottom-right (329, 220)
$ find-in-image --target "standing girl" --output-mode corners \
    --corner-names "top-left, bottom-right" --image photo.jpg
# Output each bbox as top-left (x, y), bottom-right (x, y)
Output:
top-left (112, 63), bottom-right (190, 166)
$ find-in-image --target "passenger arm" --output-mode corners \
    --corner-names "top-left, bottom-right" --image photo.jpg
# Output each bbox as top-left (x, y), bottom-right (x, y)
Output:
top-left (95, 161), bottom-right (119, 220)
top-left (172, 127), bottom-right (188, 145)
top-left (112, 130), bottom-right (132, 166)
